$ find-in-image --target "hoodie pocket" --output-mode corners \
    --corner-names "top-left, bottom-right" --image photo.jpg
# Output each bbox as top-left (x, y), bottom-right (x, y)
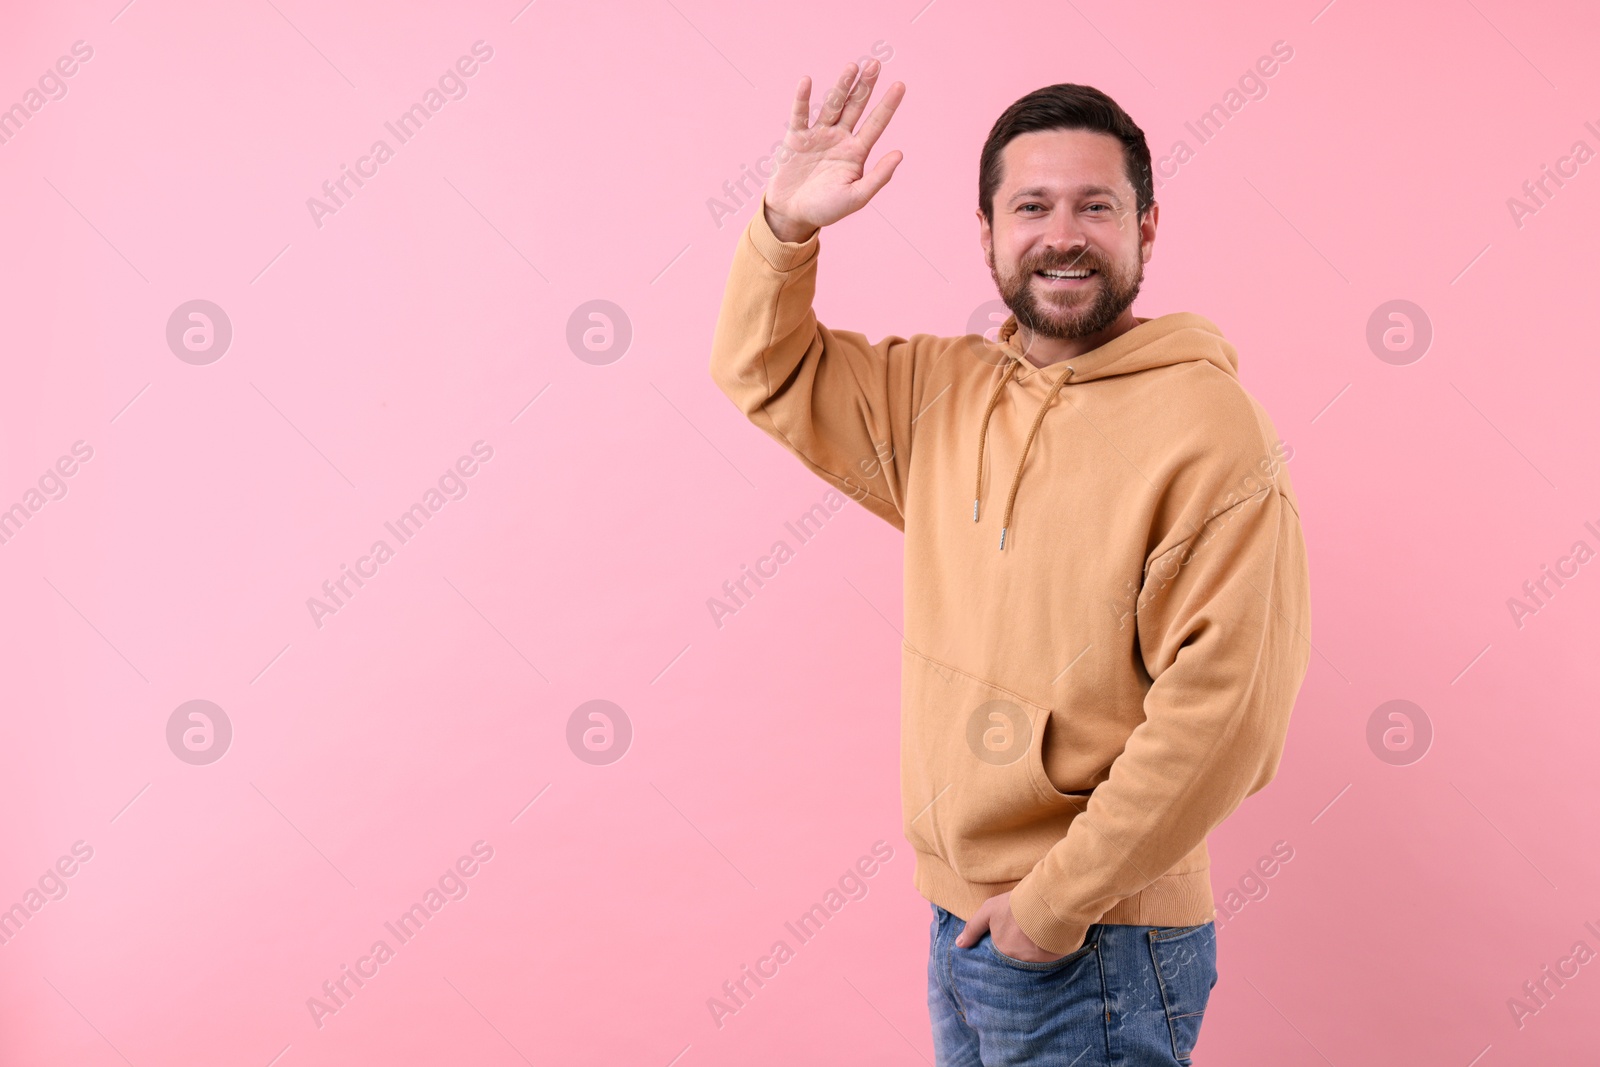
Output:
top-left (901, 641), bottom-right (1088, 883)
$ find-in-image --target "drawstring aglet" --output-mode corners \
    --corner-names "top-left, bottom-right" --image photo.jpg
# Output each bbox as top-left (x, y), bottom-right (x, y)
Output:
top-left (972, 499), bottom-right (980, 522)
top-left (998, 527), bottom-right (1008, 551)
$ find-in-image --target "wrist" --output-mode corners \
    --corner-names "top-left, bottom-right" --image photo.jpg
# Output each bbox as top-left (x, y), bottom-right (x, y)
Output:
top-left (763, 202), bottom-right (818, 244)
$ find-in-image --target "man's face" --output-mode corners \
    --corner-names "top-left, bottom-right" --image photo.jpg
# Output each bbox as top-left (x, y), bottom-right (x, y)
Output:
top-left (980, 128), bottom-right (1156, 342)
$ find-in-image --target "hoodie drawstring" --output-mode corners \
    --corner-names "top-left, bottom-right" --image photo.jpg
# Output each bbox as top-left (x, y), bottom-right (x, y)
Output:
top-left (972, 362), bottom-right (1075, 550)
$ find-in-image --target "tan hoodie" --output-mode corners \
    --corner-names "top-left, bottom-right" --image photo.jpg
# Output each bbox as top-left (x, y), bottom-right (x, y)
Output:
top-left (710, 194), bottom-right (1312, 955)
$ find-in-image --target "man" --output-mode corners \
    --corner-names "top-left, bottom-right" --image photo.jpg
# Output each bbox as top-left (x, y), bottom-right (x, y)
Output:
top-left (709, 59), bottom-right (1311, 1066)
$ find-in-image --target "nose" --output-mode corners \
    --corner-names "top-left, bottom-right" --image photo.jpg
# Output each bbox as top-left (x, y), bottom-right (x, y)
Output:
top-left (1041, 210), bottom-right (1089, 262)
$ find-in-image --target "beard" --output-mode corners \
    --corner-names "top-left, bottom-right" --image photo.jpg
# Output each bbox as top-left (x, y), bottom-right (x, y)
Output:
top-left (990, 243), bottom-right (1143, 343)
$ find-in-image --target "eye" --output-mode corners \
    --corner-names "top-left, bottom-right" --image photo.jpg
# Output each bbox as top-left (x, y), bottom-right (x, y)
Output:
top-left (1086, 203), bottom-right (1112, 214)
top-left (1019, 203), bottom-right (1044, 213)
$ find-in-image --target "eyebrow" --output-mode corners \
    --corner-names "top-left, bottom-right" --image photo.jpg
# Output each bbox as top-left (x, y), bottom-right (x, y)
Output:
top-left (1006, 184), bottom-right (1124, 205)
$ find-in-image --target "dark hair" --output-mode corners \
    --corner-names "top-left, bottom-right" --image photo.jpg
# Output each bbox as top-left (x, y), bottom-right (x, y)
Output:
top-left (978, 84), bottom-right (1154, 226)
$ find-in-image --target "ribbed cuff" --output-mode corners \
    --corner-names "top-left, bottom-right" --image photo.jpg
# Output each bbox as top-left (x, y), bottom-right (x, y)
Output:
top-left (746, 193), bottom-right (820, 272)
top-left (1008, 870), bottom-right (1094, 957)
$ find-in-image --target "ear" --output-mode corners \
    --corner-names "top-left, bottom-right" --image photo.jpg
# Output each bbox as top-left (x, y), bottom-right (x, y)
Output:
top-left (977, 207), bottom-right (993, 263)
top-left (1139, 201), bottom-right (1159, 264)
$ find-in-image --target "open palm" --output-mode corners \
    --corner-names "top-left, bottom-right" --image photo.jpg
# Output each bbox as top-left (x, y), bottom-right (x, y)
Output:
top-left (764, 59), bottom-right (906, 239)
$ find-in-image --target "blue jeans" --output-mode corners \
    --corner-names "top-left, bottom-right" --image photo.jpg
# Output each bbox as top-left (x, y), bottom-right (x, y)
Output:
top-left (928, 903), bottom-right (1218, 1066)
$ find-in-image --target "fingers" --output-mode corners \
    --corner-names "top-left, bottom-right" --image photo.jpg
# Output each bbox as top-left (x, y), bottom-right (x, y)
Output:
top-left (849, 149), bottom-right (903, 209)
top-left (835, 58), bottom-right (881, 131)
top-left (788, 74), bottom-right (812, 132)
top-left (954, 907), bottom-right (990, 947)
top-left (853, 80), bottom-right (905, 155)
top-left (795, 60), bottom-right (902, 138)
top-left (815, 62), bottom-right (860, 127)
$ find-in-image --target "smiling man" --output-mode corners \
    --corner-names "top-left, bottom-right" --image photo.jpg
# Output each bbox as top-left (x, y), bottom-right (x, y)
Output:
top-left (710, 62), bottom-right (1311, 1066)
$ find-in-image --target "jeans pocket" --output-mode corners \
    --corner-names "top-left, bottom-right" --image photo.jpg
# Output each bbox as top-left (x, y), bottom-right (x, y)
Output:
top-left (985, 930), bottom-right (1097, 973)
top-left (1147, 923), bottom-right (1217, 1065)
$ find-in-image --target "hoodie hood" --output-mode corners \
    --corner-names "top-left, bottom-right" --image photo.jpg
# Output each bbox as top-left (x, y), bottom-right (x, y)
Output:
top-left (975, 312), bottom-right (1242, 550)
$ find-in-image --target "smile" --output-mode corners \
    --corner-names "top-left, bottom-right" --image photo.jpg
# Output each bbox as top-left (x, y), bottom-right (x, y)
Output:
top-left (1034, 269), bottom-right (1097, 287)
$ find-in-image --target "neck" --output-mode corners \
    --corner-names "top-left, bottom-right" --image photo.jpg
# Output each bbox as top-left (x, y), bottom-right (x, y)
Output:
top-left (1015, 308), bottom-right (1140, 369)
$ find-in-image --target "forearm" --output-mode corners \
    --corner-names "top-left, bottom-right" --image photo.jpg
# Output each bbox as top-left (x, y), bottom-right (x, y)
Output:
top-left (708, 193), bottom-right (823, 418)
top-left (1010, 487), bottom-right (1312, 954)
top-left (708, 194), bottom-right (919, 530)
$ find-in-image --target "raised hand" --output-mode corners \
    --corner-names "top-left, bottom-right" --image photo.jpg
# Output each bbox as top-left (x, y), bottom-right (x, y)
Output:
top-left (763, 59), bottom-right (906, 243)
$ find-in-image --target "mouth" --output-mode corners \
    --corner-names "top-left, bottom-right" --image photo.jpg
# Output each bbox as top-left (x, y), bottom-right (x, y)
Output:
top-left (1034, 268), bottom-right (1097, 289)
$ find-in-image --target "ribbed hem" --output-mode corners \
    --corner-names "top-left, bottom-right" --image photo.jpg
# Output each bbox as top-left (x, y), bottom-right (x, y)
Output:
top-left (912, 848), bottom-right (1217, 956)
top-left (746, 193), bottom-right (820, 272)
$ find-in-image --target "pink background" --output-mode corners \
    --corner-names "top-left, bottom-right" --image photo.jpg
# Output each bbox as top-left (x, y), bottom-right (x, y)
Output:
top-left (3, 0), bottom-right (1597, 1063)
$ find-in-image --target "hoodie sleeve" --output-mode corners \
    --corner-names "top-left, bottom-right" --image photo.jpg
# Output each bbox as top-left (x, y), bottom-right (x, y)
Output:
top-left (1007, 478), bottom-right (1312, 955)
top-left (708, 193), bottom-right (925, 531)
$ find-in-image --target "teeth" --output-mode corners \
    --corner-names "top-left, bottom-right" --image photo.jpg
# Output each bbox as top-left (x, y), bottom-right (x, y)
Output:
top-left (1040, 269), bottom-right (1092, 278)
